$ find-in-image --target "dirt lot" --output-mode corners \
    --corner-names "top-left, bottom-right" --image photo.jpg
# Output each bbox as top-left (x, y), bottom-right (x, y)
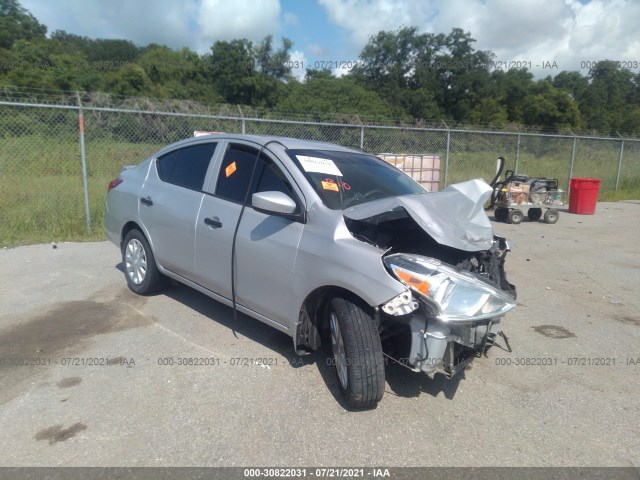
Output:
top-left (0, 201), bottom-right (639, 468)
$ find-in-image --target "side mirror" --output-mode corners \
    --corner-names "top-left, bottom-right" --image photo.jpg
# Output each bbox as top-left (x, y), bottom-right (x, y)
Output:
top-left (252, 191), bottom-right (297, 215)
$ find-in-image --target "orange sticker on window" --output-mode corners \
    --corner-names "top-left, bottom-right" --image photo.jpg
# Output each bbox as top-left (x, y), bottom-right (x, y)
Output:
top-left (321, 180), bottom-right (339, 191)
top-left (225, 161), bottom-right (237, 177)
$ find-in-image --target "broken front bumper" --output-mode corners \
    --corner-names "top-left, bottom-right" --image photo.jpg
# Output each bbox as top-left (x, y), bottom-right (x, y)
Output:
top-left (381, 246), bottom-right (516, 377)
top-left (406, 315), bottom-right (502, 377)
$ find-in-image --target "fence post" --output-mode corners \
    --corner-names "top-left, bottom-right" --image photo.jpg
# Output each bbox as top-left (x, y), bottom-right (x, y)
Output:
top-left (238, 105), bottom-right (245, 134)
top-left (360, 126), bottom-right (364, 150)
top-left (515, 133), bottom-right (521, 174)
top-left (568, 134), bottom-right (576, 188)
top-left (616, 136), bottom-right (624, 191)
top-left (442, 121), bottom-right (450, 188)
top-left (76, 92), bottom-right (91, 233)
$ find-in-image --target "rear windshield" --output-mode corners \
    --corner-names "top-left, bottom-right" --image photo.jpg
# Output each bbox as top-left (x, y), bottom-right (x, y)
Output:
top-left (287, 149), bottom-right (425, 210)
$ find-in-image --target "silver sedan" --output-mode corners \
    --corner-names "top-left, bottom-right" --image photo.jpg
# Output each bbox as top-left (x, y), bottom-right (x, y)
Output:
top-left (105, 134), bottom-right (516, 408)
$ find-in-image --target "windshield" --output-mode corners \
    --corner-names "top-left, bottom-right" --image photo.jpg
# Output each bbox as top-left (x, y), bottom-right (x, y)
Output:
top-left (288, 149), bottom-right (426, 210)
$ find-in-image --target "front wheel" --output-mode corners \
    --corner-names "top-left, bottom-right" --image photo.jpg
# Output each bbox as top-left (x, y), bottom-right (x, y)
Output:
top-left (328, 298), bottom-right (385, 408)
top-left (122, 229), bottom-right (166, 295)
top-left (508, 209), bottom-right (524, 224)
top-left (494, 207), bottom-right (508, 222)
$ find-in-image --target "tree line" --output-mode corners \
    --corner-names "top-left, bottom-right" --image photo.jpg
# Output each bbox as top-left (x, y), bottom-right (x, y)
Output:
top-left (1, 0), bottom-right (639, 135)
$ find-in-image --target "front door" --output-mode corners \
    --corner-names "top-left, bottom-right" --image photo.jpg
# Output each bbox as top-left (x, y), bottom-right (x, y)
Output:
top-left (194, 142), bottom-right (304, 327)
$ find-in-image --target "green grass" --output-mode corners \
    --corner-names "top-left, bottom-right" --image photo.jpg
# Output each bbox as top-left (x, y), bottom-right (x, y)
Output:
top-left (598, 182), bottom-right (640, 201)
top-left (1, 133), bottom-right (639, 247)
top-left (1, 136), bottom-right (163, 247)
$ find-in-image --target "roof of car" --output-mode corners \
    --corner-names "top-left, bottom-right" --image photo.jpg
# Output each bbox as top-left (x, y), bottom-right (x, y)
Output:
top-left (164, 133), bottom-right (361, 154)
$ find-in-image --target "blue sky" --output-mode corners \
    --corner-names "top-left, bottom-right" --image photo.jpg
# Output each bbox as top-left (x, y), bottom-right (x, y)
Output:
top-left (22, 0), bottom-right (640, 80)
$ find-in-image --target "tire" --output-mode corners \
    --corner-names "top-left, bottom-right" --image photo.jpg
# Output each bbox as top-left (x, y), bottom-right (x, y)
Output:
top-left (328, 298), bottom-right (385, 408)
top-left (122, 229), bottom-right (166, 295)
top-left (495, 207), bottom-right (509, 222)
top-left (527, 208), bottom-right (543, 222)
top-left (508, 209), bottom-right (524, 224)
top-left (544, 208), bottom-right (559, 224)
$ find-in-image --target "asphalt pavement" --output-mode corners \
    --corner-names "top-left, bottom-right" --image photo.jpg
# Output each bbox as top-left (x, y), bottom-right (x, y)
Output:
top-left (0, 201), bottom-right (639, 467)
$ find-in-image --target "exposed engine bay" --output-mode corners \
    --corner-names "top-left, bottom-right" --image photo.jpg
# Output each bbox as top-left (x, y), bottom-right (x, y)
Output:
top-left (345, 207), bottom-right (516, 297)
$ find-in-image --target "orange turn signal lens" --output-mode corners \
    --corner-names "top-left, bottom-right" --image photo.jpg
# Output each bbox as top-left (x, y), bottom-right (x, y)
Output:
top-left (394, 269), bottom-right (430, 296)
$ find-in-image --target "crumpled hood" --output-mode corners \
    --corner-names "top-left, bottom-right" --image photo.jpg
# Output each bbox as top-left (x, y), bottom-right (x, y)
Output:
top-left (343, 178), bottom-right (494, 252)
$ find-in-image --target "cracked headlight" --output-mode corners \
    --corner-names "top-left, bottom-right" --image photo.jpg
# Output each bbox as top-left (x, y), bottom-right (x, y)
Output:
top-left (383, 253), bottom-right (516, 322)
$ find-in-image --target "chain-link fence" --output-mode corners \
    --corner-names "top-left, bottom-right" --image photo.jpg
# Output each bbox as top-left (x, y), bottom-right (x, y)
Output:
top-left (1, 99), bottom-right (639, 246)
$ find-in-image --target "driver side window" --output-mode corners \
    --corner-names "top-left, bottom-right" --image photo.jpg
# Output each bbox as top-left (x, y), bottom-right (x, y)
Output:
top-left (215, 144), bottom-right (298, 211)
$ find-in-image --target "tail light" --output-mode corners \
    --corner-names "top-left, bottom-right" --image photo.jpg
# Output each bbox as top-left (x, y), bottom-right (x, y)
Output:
top-left (108, 178), bottom-right (123, 191)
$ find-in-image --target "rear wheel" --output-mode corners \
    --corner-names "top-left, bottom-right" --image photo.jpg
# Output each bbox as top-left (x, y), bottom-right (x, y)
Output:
top-left (328, 298), bottom-right (385, 408)
top-left (544, 208), bottom-right (559, 224)
top-left (122, 229), bottom-right (166, 295)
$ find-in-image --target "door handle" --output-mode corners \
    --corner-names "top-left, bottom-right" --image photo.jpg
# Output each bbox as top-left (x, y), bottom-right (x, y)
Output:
top-left (140, 196), bottom-right (153, 206)
top-left (204, 217), bottom-right (223, 229)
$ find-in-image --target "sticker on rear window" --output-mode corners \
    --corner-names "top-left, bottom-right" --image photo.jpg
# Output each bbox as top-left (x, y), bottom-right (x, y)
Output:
top-left (225, 161), bottom-right (237, 177)
top-left (297, 155), bottom-right (342, 176)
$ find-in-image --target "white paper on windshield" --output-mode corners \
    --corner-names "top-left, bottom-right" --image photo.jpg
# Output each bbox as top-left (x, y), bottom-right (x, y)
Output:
top-left (297, 155), bottom-right (343, 176)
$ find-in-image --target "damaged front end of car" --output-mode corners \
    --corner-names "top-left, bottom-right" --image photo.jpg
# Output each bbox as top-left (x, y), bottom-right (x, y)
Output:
top-left (380, 244), bottom-right (515, 376)
top-left (344, 179), bottom-right (517, 378)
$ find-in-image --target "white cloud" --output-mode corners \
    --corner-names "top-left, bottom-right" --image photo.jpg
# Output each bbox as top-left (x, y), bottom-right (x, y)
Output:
top-left (318, 0), bottom-right (433, 45)
top-left (283, 12), bottom-right (300, 27)
top-left (308, 44), bottom-right (331, 56)
top-left (22, 0), bottom-right (283, 54)
top-left (197, 0), bottom-right (281, 51)
top-left (332, 63), bottom-right (352, 77)
top-left (289, 50), bottom-right (307, 81)
top-left (22, 0), bottom-right (197, 49)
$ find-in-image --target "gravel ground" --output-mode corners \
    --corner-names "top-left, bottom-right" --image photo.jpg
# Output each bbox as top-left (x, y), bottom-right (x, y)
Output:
top-left (0, 201), bottom-right (639, 468)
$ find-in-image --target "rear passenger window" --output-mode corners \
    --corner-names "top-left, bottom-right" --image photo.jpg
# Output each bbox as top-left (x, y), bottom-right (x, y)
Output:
top-left (156, 143), bottom-right (217, 190)
top-left (156, 150), bottom-right (179, 182)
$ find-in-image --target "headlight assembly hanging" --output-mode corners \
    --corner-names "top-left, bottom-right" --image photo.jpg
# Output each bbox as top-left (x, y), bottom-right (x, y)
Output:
top-left (383, 253), bottom-right (516, 323)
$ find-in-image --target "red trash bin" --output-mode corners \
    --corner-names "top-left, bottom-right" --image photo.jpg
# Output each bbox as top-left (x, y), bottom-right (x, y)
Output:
top-left (569, 178), bottom-right (601, 215)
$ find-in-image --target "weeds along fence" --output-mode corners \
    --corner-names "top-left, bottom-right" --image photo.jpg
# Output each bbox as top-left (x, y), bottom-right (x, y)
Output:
top-left (1, 99), bottom-right (639, 246)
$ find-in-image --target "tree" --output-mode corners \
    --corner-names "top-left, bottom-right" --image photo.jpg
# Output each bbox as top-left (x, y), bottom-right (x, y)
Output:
top-left (138, 45), bottom-right (215, 101)
top-left (490, 68), bottom-right (534, 123)
top-left (521, 80), bottom-right (580, 130)
top-left (580, 60), bottom-right (636, 134)
top-left (349, 27), bottom-right (494, 122)
top-left (3, 38), bottom-right (56, 89)
top-left (277, 76), bottom-right (391, 119)
top-left (104, 64), bottom-right (151, 97)
top-left (468, 98), bottom-right (508, 125)
top-left (1, 2), bottom-right (638, 135)
top-left (0, 0), bottom-right (46, 49)
top-left (207, 39), bottom-right (258, 105)
top-left (206, 36), bottom-right (292, 107)
top-left (434, 28), bottom-right (494, 122)
top-left (253, 35), bottom-right (293, 81)
top-left (553, 70), bottom-right (589, 101)
top-left (349, 27), bottom-right (444, 119)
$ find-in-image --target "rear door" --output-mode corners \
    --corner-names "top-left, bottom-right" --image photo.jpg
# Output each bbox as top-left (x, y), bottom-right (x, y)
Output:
top-left (139, 142), bottom-right (218, 278)
top-left (194, 142), bottom-right (305, 327)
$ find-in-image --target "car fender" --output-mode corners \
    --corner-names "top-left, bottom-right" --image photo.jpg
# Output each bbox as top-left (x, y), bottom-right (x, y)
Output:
top-left (289, 203), bottom-right (405, 340)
